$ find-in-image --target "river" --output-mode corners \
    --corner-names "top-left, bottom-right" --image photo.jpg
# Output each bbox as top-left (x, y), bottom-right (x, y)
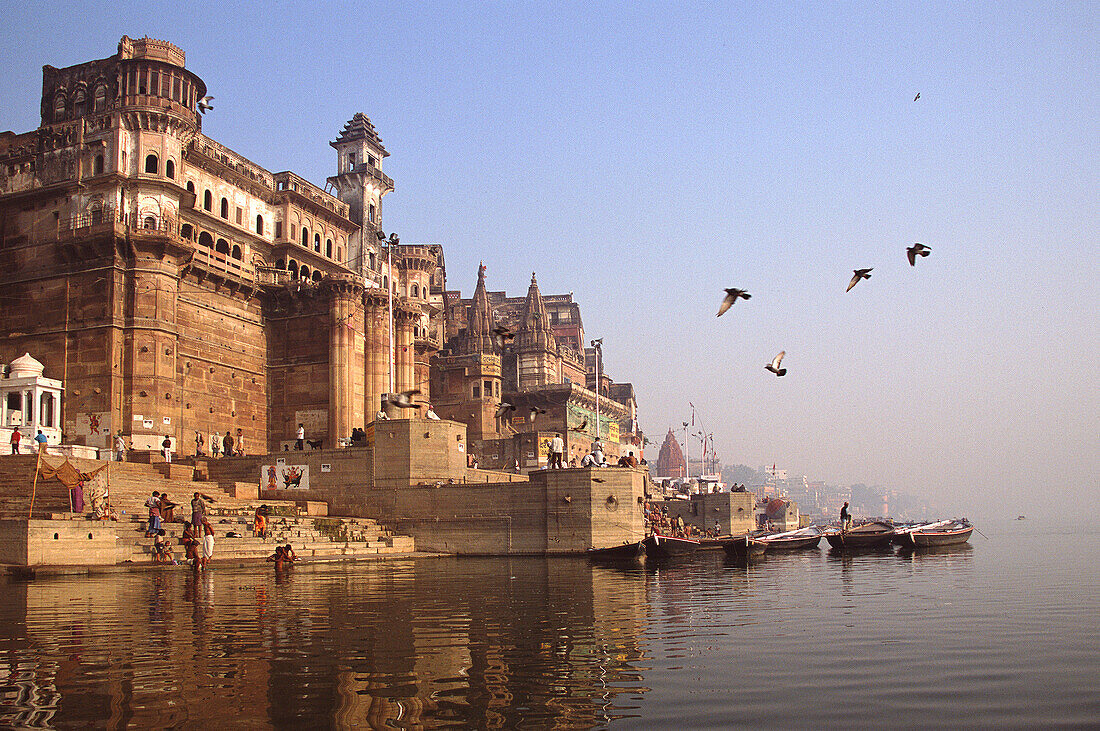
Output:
top-left (1, 519), bottom-right (1097, 728)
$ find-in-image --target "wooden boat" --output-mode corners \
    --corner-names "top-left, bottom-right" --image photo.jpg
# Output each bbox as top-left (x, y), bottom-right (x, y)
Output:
top-left (825, 521), bottom-right (896, 550)
top-left (756, 527), bottom-right (822, 551)
top-left (894, 520), bottom-right (973, 548)
top-left (696, 538), bottom-right (729, 551)
top-left (722, 534), bottom-right (768, 559)
top-left (643, 533), bottom-right (700, 558)
top-left (587, 541), bottom-right (646, 562)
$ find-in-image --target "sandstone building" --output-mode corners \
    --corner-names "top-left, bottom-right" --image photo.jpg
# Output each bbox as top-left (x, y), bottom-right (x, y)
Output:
top-left (0, 36), bottom-right (442, 452)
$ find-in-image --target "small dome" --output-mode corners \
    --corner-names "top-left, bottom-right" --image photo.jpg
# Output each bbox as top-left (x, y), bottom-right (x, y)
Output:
top-left (9, 353), bottom-right (45, 378)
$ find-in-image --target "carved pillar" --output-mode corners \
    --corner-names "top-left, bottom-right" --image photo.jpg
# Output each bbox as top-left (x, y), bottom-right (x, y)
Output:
top-left (326, 276), bottom-right (364, 444)
top-left (394, 310), bottom-right (415, 394)
top-left (363, 292), bottom-right (390, 418)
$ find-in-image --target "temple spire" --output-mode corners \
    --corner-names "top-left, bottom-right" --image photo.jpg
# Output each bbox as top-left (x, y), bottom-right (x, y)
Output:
top-left (459, 262), bottom-right (495, 354)
top-left (516, 272), bottom-right (556, 351)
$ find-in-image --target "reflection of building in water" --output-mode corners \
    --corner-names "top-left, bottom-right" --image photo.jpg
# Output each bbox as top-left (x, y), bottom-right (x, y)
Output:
top-left (1, 560), bottom-right (647, 727)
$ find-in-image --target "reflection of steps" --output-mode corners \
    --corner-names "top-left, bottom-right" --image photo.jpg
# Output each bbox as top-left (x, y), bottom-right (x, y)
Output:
top-left (117, 514), bottom-right (414, 564)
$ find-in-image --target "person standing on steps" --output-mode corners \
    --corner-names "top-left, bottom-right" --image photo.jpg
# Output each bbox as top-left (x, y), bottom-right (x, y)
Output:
top-left (548, 433), bottom-right (565, 469)
top-left (235, 428), bottom-right (245, 456)
top-left (10, 428), bottom-right (21, 454)
top-left (34, 430), bottom-right (48, 453)
top-left (211, 431), bottom-right (221, 458)
top-left (195, 431), bottom-right (205, 457)
top-left (222, 429), bottom-right (234, 459)
top-left (161, 435), bottom-right (172, 463)
top-left (114, 432), bottom-right (126, 462)
top-left (296, 423), bottom-right (305, 451)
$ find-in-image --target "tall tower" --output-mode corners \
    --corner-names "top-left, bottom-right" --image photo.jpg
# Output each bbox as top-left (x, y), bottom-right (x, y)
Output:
top-left (327, 113), bottom-right (393, 278)
top-left (514, 273), bottom-right (559, 390)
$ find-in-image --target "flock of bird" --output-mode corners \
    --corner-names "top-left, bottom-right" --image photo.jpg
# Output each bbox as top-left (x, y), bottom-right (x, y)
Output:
top-left (718, 243), bottom-right (932, 377)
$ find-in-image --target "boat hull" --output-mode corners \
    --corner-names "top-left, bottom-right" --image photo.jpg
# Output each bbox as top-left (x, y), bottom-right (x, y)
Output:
top-left (825, 529), bottom-right (895, 550)
top-left (722, 536), bottom-right (768, 559)
top-left (898, 526), bottom-right (973, 547)
top-left (588, 541), bottom-right (646, 562)
top-left (643, 534), bottom-right (700, 558)
top-left (760, 534), bottom-right (821, 551)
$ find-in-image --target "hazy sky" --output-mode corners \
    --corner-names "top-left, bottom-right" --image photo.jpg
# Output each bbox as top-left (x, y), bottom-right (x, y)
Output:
top-left (1, 2), bottom-right (1096, 520)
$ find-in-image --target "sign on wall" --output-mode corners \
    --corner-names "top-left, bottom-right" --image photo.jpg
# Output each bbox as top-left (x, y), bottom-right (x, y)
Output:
top-left (73, 412), bottom-right (111, 447)
top-left (260, 464), bottom-right (310, 491)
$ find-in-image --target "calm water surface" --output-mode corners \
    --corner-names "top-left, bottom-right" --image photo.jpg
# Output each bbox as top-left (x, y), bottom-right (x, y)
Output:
top-left (1, 520), bottom-right (1097, 728)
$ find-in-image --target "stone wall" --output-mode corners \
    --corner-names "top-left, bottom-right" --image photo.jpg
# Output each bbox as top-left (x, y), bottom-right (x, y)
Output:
top-left (0, 519), bottom-right (117, 566)
top-left (656, 491), bottom-right (756, 536)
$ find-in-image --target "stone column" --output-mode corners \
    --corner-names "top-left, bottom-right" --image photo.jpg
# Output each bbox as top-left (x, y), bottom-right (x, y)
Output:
top-left (394, 311), bottom-right (415, 394)
top-left (326, 276), bottom-right (364, 445)
top-left (363, 293), bottom-right (390, 418)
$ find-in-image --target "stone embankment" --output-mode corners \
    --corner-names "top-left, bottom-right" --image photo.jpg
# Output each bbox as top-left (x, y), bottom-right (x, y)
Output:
top-left (0, 454), bottom-right (417, 573)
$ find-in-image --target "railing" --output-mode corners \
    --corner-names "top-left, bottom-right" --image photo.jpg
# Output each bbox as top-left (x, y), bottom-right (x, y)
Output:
top-left (257, 265), bottom-right (290, 286)
top-left (64, 204), bottom-right (119, 232)
top-left (352, 163), bottom-right (394, 189)
top-left (189, 246), bottom-right (255, 282)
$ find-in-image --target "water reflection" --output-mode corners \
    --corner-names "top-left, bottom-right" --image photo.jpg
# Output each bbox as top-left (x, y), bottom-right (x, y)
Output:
top-left (0, 558), bottom-right (650, 728)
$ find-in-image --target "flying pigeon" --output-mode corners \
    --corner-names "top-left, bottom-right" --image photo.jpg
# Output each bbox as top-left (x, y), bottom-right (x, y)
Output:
top-left (846, 268), bottom-right (873, 292)
top-left (914, 92), bottom-right (920, 101)
top-left (529, 405), bottom-right (547, 422)
top-left (906, 243), bottom-right (931, 266)
top-left (571, 418), bottom-right (588, 433)
top-left (389, 389), bottom-right (421, 409)
top-left (197, 96), bottom-right (214, 114)
top-left (716, 288), bottom-right (751, 317)
top-left (765, 351), bottom-right (787, 377)
top-left (495, 397), bottom-right (516, 419)
top-left (492, 326), bottom-right (515, 351)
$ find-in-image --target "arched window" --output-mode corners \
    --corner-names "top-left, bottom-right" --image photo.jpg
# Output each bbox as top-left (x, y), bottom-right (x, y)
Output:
top-left (198, 231), bottom-right (213, 247)
top-left (336, 247), bottom-right (343, 262)
top-left (186, 180), bottom-right (195, 194)
top-left (53, 94), bottom-right (65, 121)
top-left (288, 260), bottom-right (299, 277)
top-left (220, 198), bottom-right (229, 219)
top-left (143, 216), bottom-right (156, 230)
top-left (93, 154), bottom-right (104, 175)
top-left (40, 393), bottom-right (55, 427)
top-left (165, 159), bottom-right (175, 179)
top-left (145, 154), bottom-right (158, 174)
top-left (215, 238), bottom-right (230, 255)
top-left (275, 258), bottom-right (285, 269)
top-left (231, 245), bottom-right (242, 260)
top-left (93, 84), bottom-right (106, 112)
top-left (314, 233), bottom-right (321, 252)
top-left (311, 270), bottom-right (322, 283)
top-left (411, 283), bottom-right (419, 298)
top-left (255, 215), bottom-right (264, 235)
top-left (73, 90), bottom-right (86, 117)
top-left (382, 275), bottom-right (388, 290)
top-left (90, 204), bottom-right (103, 225)
top-left (301, 227), bottom-right (309, 246)
top-left (180, 223), bottom-right (193, 240)
top-left (300, 265), bottom-right (310, 280)
top-left (325, 238), bottom-right (333, 257)
top-left (203, 190), bottom-right (212, 211)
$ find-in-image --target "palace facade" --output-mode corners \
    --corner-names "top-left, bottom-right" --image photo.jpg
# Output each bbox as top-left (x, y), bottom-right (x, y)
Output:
top-left (0, 36), bottom-right (441, 452)
top-left (0, 36), bottom-right (641, 462)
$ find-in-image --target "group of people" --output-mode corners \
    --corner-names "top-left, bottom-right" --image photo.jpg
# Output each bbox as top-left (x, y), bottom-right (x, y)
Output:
top-left (9, 428), bottom-right (49, 454)
top-left (195, 429), bottom-right (246, 458)
top-left (144, 490), bottom-right (218, 568)
top-left (267, 544), bottom-right (298, 571)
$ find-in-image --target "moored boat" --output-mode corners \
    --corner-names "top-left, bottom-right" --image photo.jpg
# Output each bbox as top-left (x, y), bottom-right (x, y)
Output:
top-left (894, 519), bottom-right (973, 548)
top-left (643, 533), bottom-right (700, 558)
top-left (824, 520), bottom-right (896, 550)
top-left (757, 527), bottom-right (822, 551)
top-left (722, 534), bottom-right (768, 559)
top-left (587, 540), bottom-right (646, 562)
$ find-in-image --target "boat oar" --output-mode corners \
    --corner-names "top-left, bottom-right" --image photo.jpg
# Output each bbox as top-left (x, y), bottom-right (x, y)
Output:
top-left (973, 527), bottom-right (989, 540)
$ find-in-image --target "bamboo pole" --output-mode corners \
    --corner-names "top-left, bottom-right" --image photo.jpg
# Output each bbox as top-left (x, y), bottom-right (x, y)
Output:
top-left (28, 445), bottom-right (42, 520)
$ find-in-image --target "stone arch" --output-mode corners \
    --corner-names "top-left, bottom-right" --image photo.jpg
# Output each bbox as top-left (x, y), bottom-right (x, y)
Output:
top-left (198, 231), bottom-right (213, 247)
top-left (255, 214), bottom-right (264, 235)
top-left (220, 197), bottom-right (229, 219)
top-left (231, 244), bottom-right (242, 260)
top-left (215, 238), bottom-right (230, 255)
top-left (203, 190), bottom-right (212, 211)
top-left (180, 223), bottom-right (194, 240)
top-left (300, 265), bottom-right (311, 280)
top-left (145, 153), bottom-right (158, 174)
top-left (165, 159), bottom-right (175, 179)
top-left (311, 270), bottom-right (322, 283)
top-left (288, 260), bottom-right (299, 277)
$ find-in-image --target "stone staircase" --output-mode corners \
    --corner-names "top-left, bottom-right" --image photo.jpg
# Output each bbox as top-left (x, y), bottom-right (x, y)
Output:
top-left (115, 514), bottom-right (415, 565)
top-left (0, 453), bottom-right (416, 566)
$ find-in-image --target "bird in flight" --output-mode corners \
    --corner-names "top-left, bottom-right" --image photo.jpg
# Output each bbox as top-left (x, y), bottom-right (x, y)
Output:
top-left (198, 96), bottom-right (214, 113)
top-left (716, 288), bottom-right (751, 317)
top-left (390, 390), bottom-right (421, 409)
top-left (492, 326), bottom-right (515, 351)
top-left (529, 404), bottom-right (548, 422)
top-left (846, 268), bottom-right (873, 292)
top-left (766, 351), bottom-right (787, 377)
top-left (571, 418), bottom-right (588, 433)
top-left (906, 243), bottom-right (931, 266)
top-left (495, 397), bottom-right (516, 419)
top-left (914, 92), bottom-right (920, 101)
